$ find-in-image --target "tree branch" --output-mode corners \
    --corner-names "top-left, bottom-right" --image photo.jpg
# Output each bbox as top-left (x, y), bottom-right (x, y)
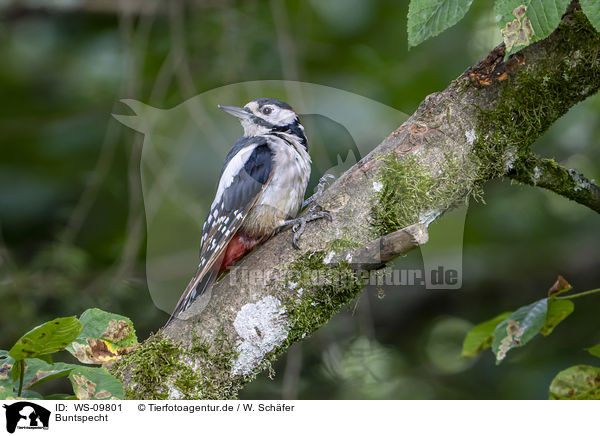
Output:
top-left (508, 152), bottom-right (600, 213)
top-left (113, 4), bottom-right (600, 399)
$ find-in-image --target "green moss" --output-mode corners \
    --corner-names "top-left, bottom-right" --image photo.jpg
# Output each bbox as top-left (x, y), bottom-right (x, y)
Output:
top-left (508, 152), bottom-right (599, 210)
top-left (113, 10), bottom-right (600, 399)
top-left (323, 235), bottom-right (360, 253)
top-left (473, 8), bottom-right (600, 181)
top-left (111, 331), bottom-right (241, 400)
top-left (370, 153), bottom-right (471, 236)
top-left (276, 241), bottom-right (364, 349)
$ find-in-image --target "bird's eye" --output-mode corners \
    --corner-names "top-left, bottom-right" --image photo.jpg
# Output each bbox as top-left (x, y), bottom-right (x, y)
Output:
top-left (262, 107), bottom-right (273, 115)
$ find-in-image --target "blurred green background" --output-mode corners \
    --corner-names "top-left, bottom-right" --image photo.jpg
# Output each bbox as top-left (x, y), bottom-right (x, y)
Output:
top-left (0, 0), bottom-right (599, 399)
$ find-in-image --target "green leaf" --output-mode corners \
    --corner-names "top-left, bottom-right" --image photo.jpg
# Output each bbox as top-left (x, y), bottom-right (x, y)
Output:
top-left (0, 354), bottom-right (15, 400)
top-left (580, 0), bottom-right (600, 33)
top-left (540, 298), bottom-right (574, 336)
top-left (549, 365), bottom-right (600, 399)
top-left (495, 0), bottom-right (571, 52)
top-left (21, 358), bottom-right (76, 390)
top-left (587, 344), bottom-right (600, 358)
top-left (19, 389), bottom-right (43, 399)
top-left (492, 298), bottom-right (548, 364)
top-left (37, 354), bottom-right (53, 364)
top-left (67, 308), bottom-right (138, 364)
top-left (68, 366), bottom-right (124, 400)
top-left (45, 393), bottom-right (77, 400)
top-left (0, 380), bottom-right (15, 399)
top-left (407, 0), bottom-right (474, 48)
top-left (11, 359), bottom-right (24, 383)
top-left (461, 312), bottom-right (512, 358)
top-left (9, 316), bottom-right (82, 360)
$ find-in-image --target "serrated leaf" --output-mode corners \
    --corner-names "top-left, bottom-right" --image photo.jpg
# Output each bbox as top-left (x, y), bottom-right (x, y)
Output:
top-left (549, 365), bottom-right (600, 399)
top-left (68, 366), bottom-right (124, 400)
top-left (407, 0), bottom-right (474, 47)
top-left (540, 298), bottom-right (574, 336)
top-left (9, 316), bottom-right (82, 360)
top-left (21, 358), bottom-right (76, 390)
top-left (67, 308), bottom-right (138, 364)
top-left (495, 0), bottom-right (571, 51)
top-left (492, 298), bottom-right (548, 363)
top-left (581, 0), bottom-right (600, 33)
top-left (461, 312), bottom-right (512, 358)
top-left (587, 344), bottom-right (600, 358)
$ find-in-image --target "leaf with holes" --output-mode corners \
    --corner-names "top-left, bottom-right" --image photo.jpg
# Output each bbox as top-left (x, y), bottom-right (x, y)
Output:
top-left (67, 308), bottom-right (138, 364)
top-left (461, 312), bottom-right (512, 358)
top-left (549, 365), bottom-right (600, 399)
top-left (8, 317), bottom-right (82, 360)
top-left (492, 298), bottom-right (548, 364)
top-left (407, 0), bottom-right (474, 48)
top-left (68, 366), bottom-right (124, 400)
top-left (540, 298), bottom-right (574, 336)
top-left (495, 0), bottom-right (570, 52)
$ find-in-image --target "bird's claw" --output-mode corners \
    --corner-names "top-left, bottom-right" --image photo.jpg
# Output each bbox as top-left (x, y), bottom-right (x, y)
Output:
top-left (284, 209), bottom-right (332, 249)
top-left (302, 173), bottom-right (335, 209)
top-left (283, 174), bottom-right (335, 249)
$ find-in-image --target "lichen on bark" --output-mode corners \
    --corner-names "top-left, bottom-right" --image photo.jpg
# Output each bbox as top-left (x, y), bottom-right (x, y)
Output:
top-left (113, 4), bottom-right (600, 399)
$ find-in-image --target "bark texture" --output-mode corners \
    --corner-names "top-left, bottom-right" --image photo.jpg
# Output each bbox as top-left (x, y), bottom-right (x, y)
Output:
top-left (113, 5), bottom-right (600, 399)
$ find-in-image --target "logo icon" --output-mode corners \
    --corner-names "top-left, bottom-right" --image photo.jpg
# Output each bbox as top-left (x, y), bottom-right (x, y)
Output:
top-left (2, 402), bottom-right (50, 434)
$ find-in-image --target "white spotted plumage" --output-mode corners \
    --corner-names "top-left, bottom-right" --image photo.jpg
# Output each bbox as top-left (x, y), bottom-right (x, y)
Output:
top-left (165, 98), bottom-right (312, 325)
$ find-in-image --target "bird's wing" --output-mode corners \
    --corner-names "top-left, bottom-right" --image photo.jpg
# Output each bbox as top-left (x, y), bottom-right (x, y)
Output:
top-left (167, 138), bottom-right (274, 323)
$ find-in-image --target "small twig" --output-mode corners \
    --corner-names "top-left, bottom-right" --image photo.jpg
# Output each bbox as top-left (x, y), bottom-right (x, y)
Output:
top-left (345, 223), bottom-right (429, 270)
top-left (556, 288), bottom-right (600, 300)
top-left (508, 152), bottom-right (600, 214)
top-left (17, 360), bottom-right (24, 397)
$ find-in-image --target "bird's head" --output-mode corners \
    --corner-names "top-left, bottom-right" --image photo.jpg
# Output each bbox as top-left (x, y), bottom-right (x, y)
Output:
top-left (218, 98), bottom-right (306, 146)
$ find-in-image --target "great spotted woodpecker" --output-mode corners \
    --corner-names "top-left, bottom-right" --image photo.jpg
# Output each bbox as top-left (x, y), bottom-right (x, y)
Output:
top-left (166, 98), bottom-right (331, 325)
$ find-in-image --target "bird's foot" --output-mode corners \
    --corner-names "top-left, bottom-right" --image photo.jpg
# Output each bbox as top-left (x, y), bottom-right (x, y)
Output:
top-left (302, 173), bottom-right (335, 209)
top-left (283, 205), bottom-right (332, 249)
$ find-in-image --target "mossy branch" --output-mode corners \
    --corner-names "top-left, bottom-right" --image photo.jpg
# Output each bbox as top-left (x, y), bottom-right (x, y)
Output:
top-left (113, 4), bottom-right (600, 399)
top-left (345, 223), bottom-right (429, 270)
top-left (508, 152), bottom-right (600, 213)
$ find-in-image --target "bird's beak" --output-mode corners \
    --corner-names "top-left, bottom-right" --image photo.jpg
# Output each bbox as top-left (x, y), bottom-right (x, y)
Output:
top-left (218, 105), bottom-right (251, 119)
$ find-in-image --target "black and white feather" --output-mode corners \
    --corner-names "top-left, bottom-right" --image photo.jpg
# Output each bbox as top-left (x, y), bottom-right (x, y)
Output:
top-left (166, 98), bottom-right (312, 325)
top-left (168, 137), bottom-right (274, 321)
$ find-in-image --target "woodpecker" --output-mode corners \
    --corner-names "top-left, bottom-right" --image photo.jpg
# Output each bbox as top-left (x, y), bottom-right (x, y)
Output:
top-left (166, 98), bottom-right (331, 325)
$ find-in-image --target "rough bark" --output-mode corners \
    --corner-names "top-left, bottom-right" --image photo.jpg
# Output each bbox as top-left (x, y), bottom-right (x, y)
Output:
top-left (112, 5), bottom-right (600, 399)
top-left (508, 152), bottom-right (600, 213)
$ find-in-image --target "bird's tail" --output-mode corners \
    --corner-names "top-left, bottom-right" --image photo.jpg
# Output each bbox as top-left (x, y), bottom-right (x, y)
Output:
top-left (164, 267), bottom-right (218, 327)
